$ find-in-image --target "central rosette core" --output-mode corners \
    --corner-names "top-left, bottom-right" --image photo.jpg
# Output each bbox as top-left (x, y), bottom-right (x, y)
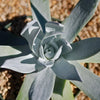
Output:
top-left (39, 36), bottom-right (63, 62)
top-left (41, 36), bottom-right (60, 60)
top-left (44, 44), bottom-right (56, 59)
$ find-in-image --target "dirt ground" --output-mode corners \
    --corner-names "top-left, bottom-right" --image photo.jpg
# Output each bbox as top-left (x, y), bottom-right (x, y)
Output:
top-left (0, 0), bottom-right (100, 100)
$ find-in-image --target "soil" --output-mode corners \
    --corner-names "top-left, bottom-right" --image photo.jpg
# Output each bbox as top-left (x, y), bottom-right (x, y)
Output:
top-left (0, 0), bottom-right (100, 100)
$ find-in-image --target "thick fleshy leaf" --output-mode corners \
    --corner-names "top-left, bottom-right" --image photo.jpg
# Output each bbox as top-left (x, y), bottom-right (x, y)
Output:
top-left (0, 53), bottom-right (40, 73)
top-left (63, 0), bottom-right (99, 42)
top-left (0, 46), bottom-right (21, 57)
top-left (0, 45), bottom-right (31, 57)
top-left (69, 61), bottom-right (100, 100)
top-left (52, 78), bottom-right (74, 100)
top-left (16, 73), bottom-right (36, 100)
top-left (21, 20), bottom-right (44, 56)
top-left (64, 38), bottom-right (100, 63)
top-left (29, 68), bottom-right (56, 100)
top-left (0, 45), bottom-right (32, 72)
top-left (30, 0), bottom-right (51, 32)
top-left (0, 30), bottom-right (28, 46)
top-left (77, 52), bottom-right (100, 63)
top-left (52, 57), bottom-right (81, 81)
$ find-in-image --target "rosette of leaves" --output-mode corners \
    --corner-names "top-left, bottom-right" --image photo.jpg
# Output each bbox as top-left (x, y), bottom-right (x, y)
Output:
top-left (0, 0), bottom-right (100, 100)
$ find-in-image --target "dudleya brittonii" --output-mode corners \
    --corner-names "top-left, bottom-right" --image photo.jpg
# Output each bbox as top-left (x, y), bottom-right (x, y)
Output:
top-left (1, 0), bottom-right (100, 100)
top-left (21, 20), bottom-right (80, 80)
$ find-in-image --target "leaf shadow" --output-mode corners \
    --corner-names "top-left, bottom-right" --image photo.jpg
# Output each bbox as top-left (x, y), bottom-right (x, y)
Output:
top-left (31, 2), bottom-right (47, 32)
top-left (53, 77), bottom-right (66, 96)
top-left (0, 27), bottom-right (32, 67)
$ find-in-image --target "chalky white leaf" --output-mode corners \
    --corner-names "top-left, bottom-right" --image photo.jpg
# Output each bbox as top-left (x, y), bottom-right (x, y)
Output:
top-left (21, 20), bottom-right (44, 56)
top-left (29, 68), bottom-right (56, 100)
top-left (52, 57), bottom-right (81, 81)
top-left (70, 61), bottom-right (100, 100)
top-left (63, 0), bottom-right (99, 42)
top-left (64, 38), bottom-right (100, 63)
top-left (0, 54), bottom-right (37, 73)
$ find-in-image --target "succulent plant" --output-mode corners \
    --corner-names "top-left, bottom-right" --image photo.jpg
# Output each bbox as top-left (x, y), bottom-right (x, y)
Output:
top-left (0, 0), bottom-right (100, 100)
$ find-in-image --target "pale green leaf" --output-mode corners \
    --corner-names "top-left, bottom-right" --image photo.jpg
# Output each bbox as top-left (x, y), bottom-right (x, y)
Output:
top-left (63, 0), bottom-right (99, 42)
top-left (64, 38), bottom-right (100, 63)
top-left (69, 61), bottom-right (100, 100)
top-left (30, 0), bottom-right (51, 32)
top-left (52, 78), bottom-right (74, 100)
top-left (29, 68), bottom-right (56, 100)
top-left (0, 46), bottom-right (21, 57)
top-left (16, 73), bottom-right (36, 100)
top-left (0, 45), bottom-right (31, 57)
top-left (52, 57), bottom-right (81, 81)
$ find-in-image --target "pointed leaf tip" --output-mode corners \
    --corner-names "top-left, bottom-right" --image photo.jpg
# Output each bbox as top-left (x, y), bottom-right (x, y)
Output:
top-left (52, 57), bottom-right (81, 81)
